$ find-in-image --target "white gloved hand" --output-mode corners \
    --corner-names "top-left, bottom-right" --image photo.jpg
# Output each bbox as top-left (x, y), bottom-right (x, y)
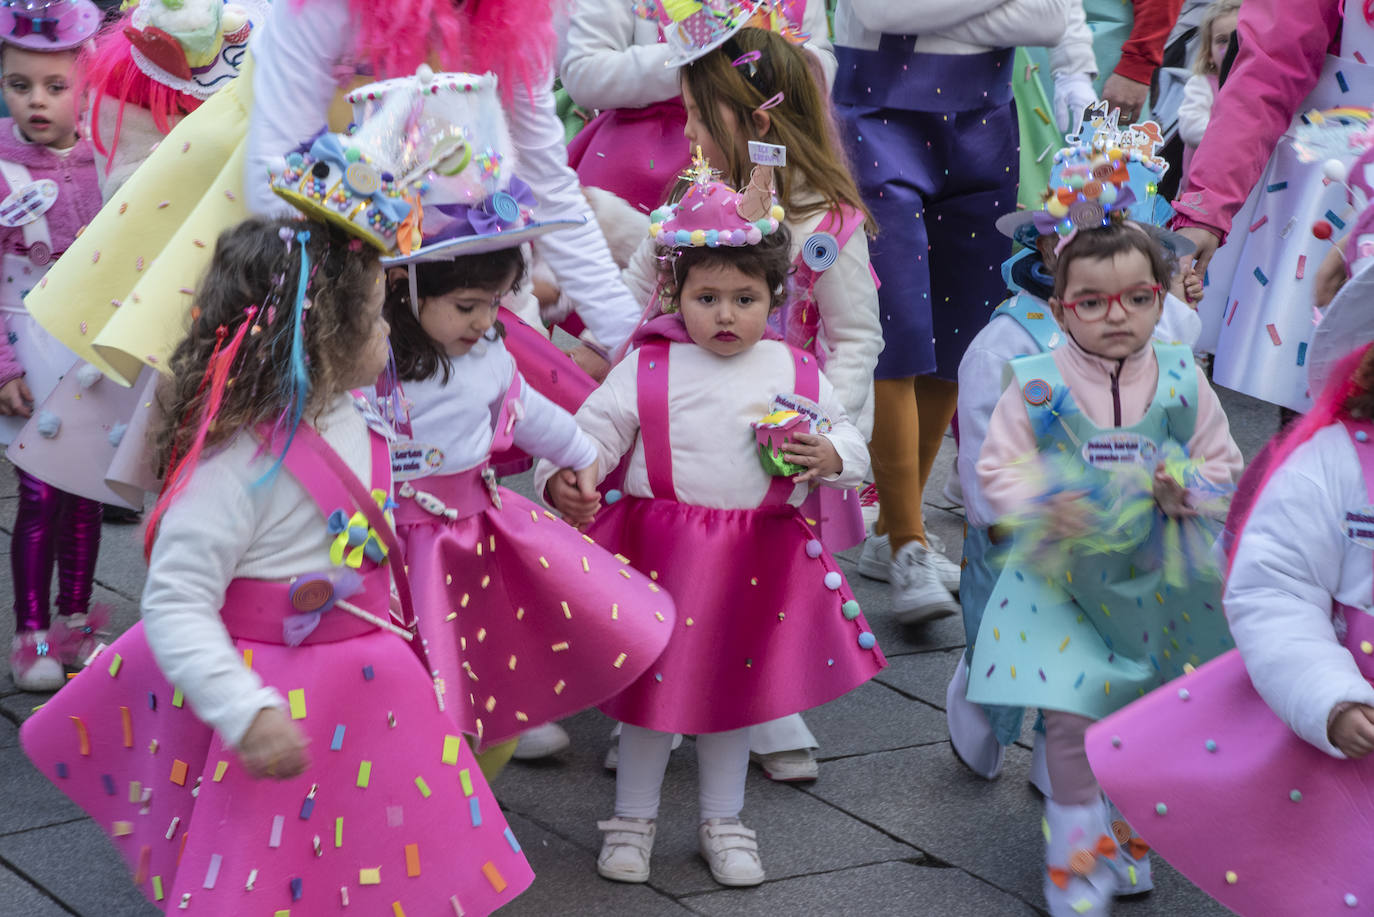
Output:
top-left (1053, 72), bottom-right (1097, 133)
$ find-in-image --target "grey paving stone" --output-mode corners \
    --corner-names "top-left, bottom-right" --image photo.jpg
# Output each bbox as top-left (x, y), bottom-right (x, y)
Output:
top-left (499, 812), bottom-right (695, 916)
top-left (682, 860), bottom-right (1040, 917)
top-left (0, 714), bottom-right (17, 749)
top-left (806, 679), bottom-right (948, 760)
top-left (0, 819), bottom-right (155, 917)
top-left (840, 570), bottom-right (968, 659)
top-left (498, 711), bottom-right (919, 898)
top-left (0, 745), bottom-right (83, 836)
top-left (0, 863), bottom-right (72, 917)
top-left (874, 651), bottom-right (1038, 749)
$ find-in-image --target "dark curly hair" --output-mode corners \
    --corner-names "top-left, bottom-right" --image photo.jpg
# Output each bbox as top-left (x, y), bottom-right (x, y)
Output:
top-left (1051, 214), bottom-right (1173, 301)
top-left (384, 246), bottom-right (526, 383)
top-left (657, 223), bottom-right (794, 313)
top-left (153, 217), bottom-right (380, 474)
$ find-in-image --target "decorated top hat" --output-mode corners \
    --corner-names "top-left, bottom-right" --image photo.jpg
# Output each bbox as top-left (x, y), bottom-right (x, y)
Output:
top-left (0, 0), bottom-right (99, 52)
top-left (122, 0), bottom-right (267, 100)
top-left (649, 145), bottom-right (784, 249)
top-left (996, 103), bottom-right (1190, 255)
top-left (635, 0), bottom-right (763, 68)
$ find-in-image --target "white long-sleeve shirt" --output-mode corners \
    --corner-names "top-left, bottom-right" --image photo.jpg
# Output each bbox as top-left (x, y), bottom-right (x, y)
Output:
top-left (834, 0), bottom-right (1071, 54)
top-left (534, 340), bottom-right (869, 509)
top-left (388, 336), bottom-right (596, 475)
top-left (1225, 423), bottom-right (1374, 759)
top-left (559, 0), bottom-right (836, 111)
top-left (622, 199), bottom-right (882, 438)
top-left (142, 396), bottom-right (372, 747)
top-left (245, 0), bottom-right (642, 351)
top-left (956, 291), bottom-right (1202, 529)
top-left (1177, 73), bottom-right (1215, 148)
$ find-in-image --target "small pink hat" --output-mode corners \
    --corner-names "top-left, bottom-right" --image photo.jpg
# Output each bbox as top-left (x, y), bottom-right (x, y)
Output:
top-left (0, 0), bottom-right (100, 52)
top-left (648, 146), bottom-right (784, 248)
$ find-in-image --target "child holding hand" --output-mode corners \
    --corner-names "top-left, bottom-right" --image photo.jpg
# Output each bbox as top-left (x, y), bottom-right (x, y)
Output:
top-left (540, 156), bottom-right (884, 888)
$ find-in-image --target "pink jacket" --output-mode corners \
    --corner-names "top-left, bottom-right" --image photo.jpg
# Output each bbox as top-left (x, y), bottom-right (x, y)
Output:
top-left (0, 119), bottom-right (101, 386)
top-left (976, 333), bottom-right (1244, 520)
top-left (1172, 0), bottom-right (1341, 242)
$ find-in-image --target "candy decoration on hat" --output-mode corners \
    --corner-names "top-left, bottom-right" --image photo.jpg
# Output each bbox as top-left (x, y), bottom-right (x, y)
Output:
top-left (0, 0), bottom-right (99, 51)
top-left (122, 0), bottom-right (267, 100)
top-left (648, 145), bottom-right (784, 249)
top-left (636, 0), bottom-right (762, 68)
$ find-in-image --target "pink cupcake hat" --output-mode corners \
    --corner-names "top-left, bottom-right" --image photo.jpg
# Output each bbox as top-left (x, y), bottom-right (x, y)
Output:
top-left (634, 0), bottom-right (762, 68)
top-left (648, 143), bottom-right (785, 249)
top-left (0, 0), bottom-right (99, 51)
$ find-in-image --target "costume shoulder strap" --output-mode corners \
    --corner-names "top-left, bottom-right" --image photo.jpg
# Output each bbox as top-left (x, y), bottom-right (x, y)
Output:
top-left (1152, 342), bottom-right (1199, 444)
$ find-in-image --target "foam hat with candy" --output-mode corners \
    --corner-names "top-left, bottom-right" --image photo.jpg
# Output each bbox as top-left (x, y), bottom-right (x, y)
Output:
top-left (0, 0), bottom-right (99, 51)
top-left (649, 144), bottom-right (784, 249)
top-left (996, 102), bottom-right (1190, 256)
top-left (122, 0), bottom-right (268, 101)
top-left (635, 0), bottom-right (764, 68)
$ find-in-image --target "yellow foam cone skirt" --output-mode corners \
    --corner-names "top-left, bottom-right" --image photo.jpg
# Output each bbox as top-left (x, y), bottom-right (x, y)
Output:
top-left (24, 56), bottom-right (256, 386)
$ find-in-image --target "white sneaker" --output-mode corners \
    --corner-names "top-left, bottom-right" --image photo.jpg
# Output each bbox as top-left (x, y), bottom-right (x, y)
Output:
top-left (597, 817), bottom-right (655, 883)
top-left (10, 631), bottom-right (65, 693)
top-left (858, 532), bottom-right (893, 582)
top-left (891, 541), bottom-right (960, 624)
top-left (1043, 798), bottom-right (1118, 916)
top-left (698, 817), bottom-right (765, 887)
top-left (946, 656), bottom-right (1005, 779)
top-left (749, 748), bottom-right (818, 782)
top-left (923, 530), bottom-right (962, 594)
top-left (942, 473), bottom-right (964, 508)
top-left (512, 722), bottom-right (571, 760)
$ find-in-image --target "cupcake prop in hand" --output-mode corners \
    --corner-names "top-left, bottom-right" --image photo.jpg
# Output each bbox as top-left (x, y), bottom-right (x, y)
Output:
top-left (754, 394), bottom-right (833, 477)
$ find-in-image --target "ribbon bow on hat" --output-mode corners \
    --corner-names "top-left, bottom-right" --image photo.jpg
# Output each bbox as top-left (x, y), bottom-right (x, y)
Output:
top-left (430, 176), bottom-right (537, 243)
top-left (11, 15), bottom-right (59, 40)
top-left (308, 133), bottom-right (414, 226)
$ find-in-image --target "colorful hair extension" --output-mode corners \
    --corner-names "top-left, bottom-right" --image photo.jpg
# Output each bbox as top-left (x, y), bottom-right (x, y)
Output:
top-left (257, 229), bottom-right (315, 483)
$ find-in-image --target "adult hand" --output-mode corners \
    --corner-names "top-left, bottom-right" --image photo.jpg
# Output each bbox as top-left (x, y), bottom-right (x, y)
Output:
top-left (1330, 703), bottom-right (1374, 759)
top-left (1178, 226), bottom-right (1222, 278)
top-left (782, 432), bottom-right (842, 483)
top-left (1053, 72), bottom-right (1097, 133)
top-left (567, 344), bottom-right (611, 383)
top-left (238, 707), bottom-right (310, 779)
top-left (1314, 246), bottom-right (1348, 310)
top-left (0, 377), bottom-right (32, 417)
top-left (1101, 72), bottom-right (1149, 123)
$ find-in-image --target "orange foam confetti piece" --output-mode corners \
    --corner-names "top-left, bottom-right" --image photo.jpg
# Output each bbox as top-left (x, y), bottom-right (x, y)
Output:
top-left (393, 904), bottom-right (407, 917)
top-left (134, 845), bottom-right (151, 884)
top-left (71, 716), bottom-right (91, 756)
top-left (170, 759), bottom-right (189, 786)
top-left (482, 861), bottom-right (507, 893)
top-left (405, 843), bottom-right (421, 877)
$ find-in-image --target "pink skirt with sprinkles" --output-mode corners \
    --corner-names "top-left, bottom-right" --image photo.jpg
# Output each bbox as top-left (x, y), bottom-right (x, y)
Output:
top-left (20, 579), bottom-right (532, 916)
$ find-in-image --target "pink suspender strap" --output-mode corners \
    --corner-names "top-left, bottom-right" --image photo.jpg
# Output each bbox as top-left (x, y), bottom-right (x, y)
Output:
top-left (636, 339), bottom-right (676, 501)
top-left (489, 372), bottom-right (524, 455)
top-left (761, 345), bottom-right (821, 506)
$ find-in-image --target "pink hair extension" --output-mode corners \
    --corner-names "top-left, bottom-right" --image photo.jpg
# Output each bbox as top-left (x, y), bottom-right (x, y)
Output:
top-left (295, 0), bottom-right (563, 103)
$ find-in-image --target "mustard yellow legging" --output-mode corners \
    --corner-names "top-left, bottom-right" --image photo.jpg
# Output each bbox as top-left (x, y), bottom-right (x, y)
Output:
top-left (869, 375), bottom-right (960, 553)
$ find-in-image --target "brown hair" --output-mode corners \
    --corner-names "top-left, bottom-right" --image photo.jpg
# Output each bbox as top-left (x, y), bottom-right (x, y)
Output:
top-left (1051, 215), bottom-right (1173, 300)
top-left (1194, 0), bottom-right (1243, 76)
top-left (682, 28), bottom-right (875, 234)
top-left (658, 224), bottom-right (794, 312)
top-left (384, 246), bottom-right (525, 383)
top-left (154, 218), bottom-right (380, 473)
top-left (1345, 345), bottom-right (1374, 419)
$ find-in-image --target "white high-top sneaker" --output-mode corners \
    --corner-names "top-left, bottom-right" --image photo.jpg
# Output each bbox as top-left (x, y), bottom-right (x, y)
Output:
top-left (1043, 798), bottom-right (1118, 917)
top-left (890, 540), bottom-right (960, 624)
top-left (1104, 798), bottom-right (1153, 895)
top-left (10, 631), bottom-right (65, 693)
top-left (946, 656), bottom-right (1006, 778)
top-left (860, 531), bottom-right (961, 593)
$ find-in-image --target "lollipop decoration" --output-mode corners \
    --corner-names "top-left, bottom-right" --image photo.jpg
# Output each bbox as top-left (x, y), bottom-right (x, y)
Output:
top-left (285, 569), bottom-right (414, 644)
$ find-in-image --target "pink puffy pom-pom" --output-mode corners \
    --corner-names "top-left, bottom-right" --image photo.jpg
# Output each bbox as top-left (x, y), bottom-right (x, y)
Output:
top-left (746, 226), bottom-right (762, 244)
top-left (731, 229), bottom-right (747, 245)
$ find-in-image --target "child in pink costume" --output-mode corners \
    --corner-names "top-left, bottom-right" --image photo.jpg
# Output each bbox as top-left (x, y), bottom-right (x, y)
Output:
top-left (355, 69), bottom-right (675, 750)
top-left (21, 218), bottom-right (534, 916)
top-left (0, 0), bottom-right (105, 692)
top-left (1087, 254), bottom-right (1374, 915)
top-left (541, 155), bottom-right (884, 888)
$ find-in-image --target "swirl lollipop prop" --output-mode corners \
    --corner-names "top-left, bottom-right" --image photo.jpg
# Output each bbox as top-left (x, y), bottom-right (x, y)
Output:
top-left (285, 570), bottom-right (414, 644)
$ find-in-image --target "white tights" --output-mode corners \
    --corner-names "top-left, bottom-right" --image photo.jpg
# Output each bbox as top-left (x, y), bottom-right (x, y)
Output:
top-left (615, 723), bottom-right (751, 821)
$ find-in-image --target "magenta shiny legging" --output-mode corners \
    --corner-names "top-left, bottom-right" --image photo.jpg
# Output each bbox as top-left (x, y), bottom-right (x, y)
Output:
top-left (11, 469), bottom-right (102, 633)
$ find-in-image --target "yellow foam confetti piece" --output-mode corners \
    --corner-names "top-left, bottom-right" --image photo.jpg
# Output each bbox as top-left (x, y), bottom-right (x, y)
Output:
top-left (581, 557), bottom-right (590, 573)
top-left (1104, 681), bottom-right (1111, 695)
top-left (538, 556), bottom-right (549, 569)
top-left (108, 654), bottom-right (123, 677)
top-left (1010, 665), bottom-right (1017, 679)
top-left (113, 820), bottom-right (133, 836)
top-left (1066, 571), bottom-right (1073, 584)
top-left (415, 776), bottom-right (431, 798)
top-left (460, 769), bottom-right (474, 797)
top-left (475, 626), bottom-right (485, 642)
top-left (242, 649), bottom-right (253, 669)
top-left (129, 780), bottom-right (142, 803)
top-left (359, 868), bottom-right (381, 886)
top-left (461, 594), bottom-right (470, 609)
top-left (152, 876), bottom-right (164, 901)
top-left (442, 735), bottom-right (462, 766)
top-left (515, 711), bottom-right (528, 722)
top-left (554, 680), bottom-right (566, 695)
top-left (613, 653), bottom-right (628, 669)
top-left (357, 761), bottom-right (372, 788)
top-left (614, 553), bottom-right (631, 564)
top-left (515, 607), bottom-right (525, 620)
top-left (508, 655), bottom-right (517, 670)
top-left (171, 688), bottom-right (184, 708)
top-left (274, 912), bottom-right (290, 917)
top-left (654, 611), bottom-right (665, 622)
top-left (405, 843), bottom-right (421, 877)
top-left (480, 575), bottom-right (490, 589)
top-left (482, 861), bottom-right (507, 892)
top-left (288, 689), bottom-right (307, 720)
top-left (561, 601), bottom-right (572, 619)
top-left (336, 816), bottom-right (344, 847)
top-left (213, 760), bottom-right (228, 782)
top-left (394, 903), bottom-right (407, 917)
top-left (619, 569), bottom-right (632, 579)
top-left (1059, 637), bottom-right (1071, 652)
top-left (484, 696), bottom-right (496, 713)
top-left (993, 628), bottom-right (1000, 641)
top-left (551, 641), bottom-right (570, 652)
top-left (648, 584), bottom-right (660, 593)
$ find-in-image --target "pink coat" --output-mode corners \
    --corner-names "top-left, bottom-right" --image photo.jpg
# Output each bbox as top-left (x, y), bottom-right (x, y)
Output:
top-left (1172, 0), bottom-right (1341, 243)
top-left (0, 120), bottom-right (101, 386)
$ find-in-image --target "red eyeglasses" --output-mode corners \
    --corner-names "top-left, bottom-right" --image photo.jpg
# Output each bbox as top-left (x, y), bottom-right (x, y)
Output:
top-left (1060, 284), bottom-right (1163, 322)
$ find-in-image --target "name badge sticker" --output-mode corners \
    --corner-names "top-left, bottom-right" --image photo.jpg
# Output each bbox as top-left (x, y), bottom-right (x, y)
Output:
top-left (1345, 505), bottom-right (1374, 550)
top-left (390, 442), bottom-right (444, 481)
top-left (1080, 432), bottom-right (1158, 470)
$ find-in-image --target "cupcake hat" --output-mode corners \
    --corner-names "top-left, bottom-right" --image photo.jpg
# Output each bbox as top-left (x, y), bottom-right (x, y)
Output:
top-left (996, 102), bottom-right (1183, 254)
top-left (123, 0), bottom-right (267, 99)
top-left (649, 144), bottom-right (784, 249)
top-left (635, 0), bottom-right (761, 68)
top-left (0, 0), bottom-right (99, 51)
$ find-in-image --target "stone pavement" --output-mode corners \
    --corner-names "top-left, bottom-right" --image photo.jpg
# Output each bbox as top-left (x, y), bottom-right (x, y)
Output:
top-left (0, 386), bottom-right (1279, 917)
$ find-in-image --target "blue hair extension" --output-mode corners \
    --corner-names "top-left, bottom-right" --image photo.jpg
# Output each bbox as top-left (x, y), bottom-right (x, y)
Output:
top-left (256, 229), bottom-right (314, 484)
